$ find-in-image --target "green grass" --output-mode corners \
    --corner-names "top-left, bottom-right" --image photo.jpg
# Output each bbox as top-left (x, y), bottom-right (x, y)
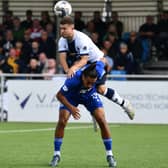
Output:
top-left (0, 122), bottom-right (168, 168)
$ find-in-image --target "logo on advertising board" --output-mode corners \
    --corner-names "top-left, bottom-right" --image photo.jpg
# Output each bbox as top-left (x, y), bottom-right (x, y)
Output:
top-left (13, 92), bottom-right (32, 109)
top-left (13, 92), bottom-right (59, 109)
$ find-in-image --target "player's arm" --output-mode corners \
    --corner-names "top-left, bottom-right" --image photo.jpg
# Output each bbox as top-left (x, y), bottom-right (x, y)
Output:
top-left (59, 52), bottom-right (69, 73)
top-left (56, 90), bottom-right (80, 120)
top-left (67, 55), bottom-right (89, 77)
top-left (58, 38), bottom-right (70, 73)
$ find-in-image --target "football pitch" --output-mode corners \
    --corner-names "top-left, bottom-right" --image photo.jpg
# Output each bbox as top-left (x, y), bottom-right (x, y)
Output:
top-left (0, 122), bottom-right (168, 168)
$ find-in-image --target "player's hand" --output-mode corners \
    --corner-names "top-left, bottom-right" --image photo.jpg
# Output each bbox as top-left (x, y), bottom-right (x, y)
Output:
top-left (70, 106), bottom-right (81, 120)
top-left (67, 68), bottom-right (76, 78)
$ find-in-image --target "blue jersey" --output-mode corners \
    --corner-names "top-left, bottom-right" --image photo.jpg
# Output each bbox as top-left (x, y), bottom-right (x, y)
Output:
top-left (59, 69), bottom-right (103, 113)
top-left (60, 70), bottom-right (96, 99)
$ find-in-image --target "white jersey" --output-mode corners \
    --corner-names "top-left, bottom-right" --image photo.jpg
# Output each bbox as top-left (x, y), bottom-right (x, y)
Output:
top-left (58, 30), bottom-right (104, 64)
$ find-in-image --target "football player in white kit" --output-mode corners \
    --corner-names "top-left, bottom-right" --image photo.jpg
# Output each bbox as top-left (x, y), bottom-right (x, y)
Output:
top-left (58, 16), bottom-right (135, 120)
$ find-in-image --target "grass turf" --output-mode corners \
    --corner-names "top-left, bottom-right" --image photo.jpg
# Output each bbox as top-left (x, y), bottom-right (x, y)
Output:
top-left (0, 122), bottom-right (168, 168)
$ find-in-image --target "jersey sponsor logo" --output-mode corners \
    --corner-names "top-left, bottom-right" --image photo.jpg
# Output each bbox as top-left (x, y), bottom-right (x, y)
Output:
top-left (79, 88), bottom-right (92, 94)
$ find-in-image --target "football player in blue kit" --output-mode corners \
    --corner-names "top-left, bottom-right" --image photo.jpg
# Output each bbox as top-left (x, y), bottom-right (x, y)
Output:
top-left (50, 63), bottom-right (117, 167)
top-left (58, 16), bottom-right (135, 120)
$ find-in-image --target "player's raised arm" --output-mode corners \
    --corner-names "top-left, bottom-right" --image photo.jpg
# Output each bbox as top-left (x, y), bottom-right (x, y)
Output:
top-left (67, 55), bottom-right (88, 77)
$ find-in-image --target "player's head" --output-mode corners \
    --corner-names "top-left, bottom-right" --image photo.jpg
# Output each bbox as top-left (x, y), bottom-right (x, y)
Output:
top-left (82, 63), bottom-right (98, 89)
top-left (60, 16), bottom-right (74, 39)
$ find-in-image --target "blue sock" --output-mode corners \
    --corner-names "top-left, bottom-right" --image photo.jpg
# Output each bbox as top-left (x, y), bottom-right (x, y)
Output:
top-left (54, 138), bottom-right (63, 155)
top-left (103, 138), bottom-right (113, 156)
top-left (103, 138), bottom-right (112, 150)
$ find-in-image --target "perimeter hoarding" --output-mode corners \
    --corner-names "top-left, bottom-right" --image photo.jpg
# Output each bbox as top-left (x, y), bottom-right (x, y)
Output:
top-left (7, 79), bottom-right (168, 124)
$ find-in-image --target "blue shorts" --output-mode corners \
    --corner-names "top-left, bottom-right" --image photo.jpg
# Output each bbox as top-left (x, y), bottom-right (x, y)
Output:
top-left (59, 92), bottom-right (103, 114)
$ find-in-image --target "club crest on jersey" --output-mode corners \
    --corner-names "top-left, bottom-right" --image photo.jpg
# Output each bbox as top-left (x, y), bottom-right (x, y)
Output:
top-left (62, 85), bottom-right (68, 91)
top-left (83, 46), bottom-right (87, 50)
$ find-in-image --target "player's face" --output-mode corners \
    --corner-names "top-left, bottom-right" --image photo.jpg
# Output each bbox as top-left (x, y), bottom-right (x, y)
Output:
top-left (60, 24), bottom-right (74, 39)
top-left (82, 76), bottom-right (97, 89)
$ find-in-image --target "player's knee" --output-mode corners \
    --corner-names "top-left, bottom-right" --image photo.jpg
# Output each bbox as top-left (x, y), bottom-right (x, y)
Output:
top-left (57, 118), bottom-right (68, 128)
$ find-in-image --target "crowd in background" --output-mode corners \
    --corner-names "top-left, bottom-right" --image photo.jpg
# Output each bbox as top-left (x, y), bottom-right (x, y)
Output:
top-left (0, 9), bottom-right (168, 78)
top-left (0, 10), bottom-right (57, 78)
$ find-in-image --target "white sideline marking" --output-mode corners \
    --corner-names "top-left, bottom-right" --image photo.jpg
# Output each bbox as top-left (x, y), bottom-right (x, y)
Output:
top-left (0, 126), bottom-right (92, 134)
top-left (0, 128), bottom-right (55, 134)
top-left (0, 125), bottom-right (120, 134)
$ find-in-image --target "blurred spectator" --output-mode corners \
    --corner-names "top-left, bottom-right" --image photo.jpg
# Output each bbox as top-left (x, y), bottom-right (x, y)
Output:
top-left (0, 54), bottom-right (12, 73)
top-left (91, 11), bottom-right (106, 41)
top-left (38, 52), bottom-right (49, 73)
top-left (39, 30), bottom-right (56, 59)
top-left (83, 21), bottom-right (95, 37)
top-left (15, 40), bottom-right (27, 73)
top-left (156, 11), bottom-right (168, 59)
top-left (157, 11), bottom-right (168, 34)
top-left (0, 31), bottom-right (4, 48)
top-left (101, 40), bottom-right (113, 57)
top-left (26, 58), bottom-right (42, 79)
top-left (21, 29), bottom-right (33, 65)
top-left (6, 48), bottom-right (19, 73)
top-left (128, 31), bottom-right (143, 73)
top-left (0, 43), bottom-right (3, 55)
top-left (15, 41), bottom-right (23, 58)
top-left (21, 10), bottom-right (33, 29)
top-left (43, 58), bottom-right (56, 80)
top-left (139, 15), bottom-right (158, 43)
top-left (30, 19), bottom-right (42, 40)
top-left (109, 11), bottom-right (123, 38)
top-left (30, 41), bottom-right (40, 60)
top-left (105, 23), bottom-right (118, 39)
top-left (40, 11), bottom-right (51, 29)
top-left (46, 23), bottom-right (55, 39)
top-left (3, 30), bottom-right (15, 57)
top-left (74, 11), bottom-right (85, 31)
top-left (101, 40), bottom-right (114, 73)
top-left (139, 15), bottom-right (158, 61)
top-left (90, 32), bottom-right (101, 48)
top-left (0, 24), bottom-right (5, 37)
top-left (104, 32), bottom-right (120, 59)
top-left (3, 10), bottom-right (13, 29)
top-left (114, 42), bottom-right (135, 74)
top-left (12, 16), bottom-right (25, 41)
